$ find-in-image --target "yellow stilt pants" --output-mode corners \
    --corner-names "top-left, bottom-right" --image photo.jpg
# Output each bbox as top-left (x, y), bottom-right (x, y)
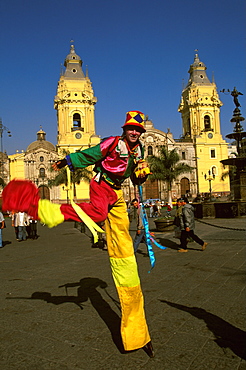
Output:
top-left (105, 188), bottom-right (151, 351)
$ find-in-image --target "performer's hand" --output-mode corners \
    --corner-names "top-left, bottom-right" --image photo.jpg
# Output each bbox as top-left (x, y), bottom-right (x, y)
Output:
top-left (52, 162), bottom-right (60, 171)
top-left (52, 158), bottom-right (67, 171)
top-left (135, 160), bottom-right (151, 178)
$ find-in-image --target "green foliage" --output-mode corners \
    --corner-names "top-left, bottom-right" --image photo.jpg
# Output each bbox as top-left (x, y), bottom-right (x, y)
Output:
top-left (48, 167), bottom-right (92, 188)
top-left (148, 146), bottom-right (193, 191)
top-left (48, 149), bottom-right (92, 189)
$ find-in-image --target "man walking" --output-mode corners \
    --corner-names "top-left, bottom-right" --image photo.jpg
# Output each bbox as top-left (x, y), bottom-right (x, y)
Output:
top-left (178, 197), bottom-right (208, 252)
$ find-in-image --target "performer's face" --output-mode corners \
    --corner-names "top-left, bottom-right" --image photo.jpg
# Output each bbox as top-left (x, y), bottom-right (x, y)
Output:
top-left (124, 126), bottom-right (142, 145)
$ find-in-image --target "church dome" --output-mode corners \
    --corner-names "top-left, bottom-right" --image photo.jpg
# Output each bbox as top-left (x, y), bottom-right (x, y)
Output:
top-left (26, 128), bottom-right (56, 152)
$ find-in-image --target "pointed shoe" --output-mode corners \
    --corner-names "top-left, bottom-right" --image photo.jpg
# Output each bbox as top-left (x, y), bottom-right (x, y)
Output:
top-left (143, 341), bottom-right (155, 358)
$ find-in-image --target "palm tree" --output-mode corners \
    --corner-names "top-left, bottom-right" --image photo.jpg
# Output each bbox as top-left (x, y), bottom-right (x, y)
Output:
top-left (48, 167), bottom-right (92, 198)
top-left (147, 146), bottom-right (193, 206)
top-left (48, 150), bottom-right (92, 199)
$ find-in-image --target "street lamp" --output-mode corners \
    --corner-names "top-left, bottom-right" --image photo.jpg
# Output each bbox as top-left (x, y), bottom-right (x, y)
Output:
top-left (0, 118), bottom-right (11, 182)
top-left (62, 185), bottom-right (69, 204)
top-left (204, 170), bottom-right (215, 201)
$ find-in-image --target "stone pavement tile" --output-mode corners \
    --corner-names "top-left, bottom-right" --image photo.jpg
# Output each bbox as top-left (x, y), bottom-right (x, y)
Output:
top-left (151, 332), bottom-right (208, 368)
top-left (175, 316), bottom-right (215, 338)
top-left (189, 355), bottom-right (243, 370)
top-left (150, 307), bottom-right (191, 336)
top-left (0, 330), bottom-right (29, 349)
top-left (65, 342), bottom-right (153, 370)
top-left (0, 349), bottom-right (39, 370)
top-left (5, 351), bottom-right (71, 370)
top-left (59, 326), bottom-right (103, 348)
top-left (9, 332), bottom-right (60, 357)
top-left (209, 288), bottom-right (244, 309)
top-left (189, 337), bottom-right (245, 369)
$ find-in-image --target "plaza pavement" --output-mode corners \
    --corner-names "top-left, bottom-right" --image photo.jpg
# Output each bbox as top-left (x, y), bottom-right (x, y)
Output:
top-left (0, 213), bottom-right (245, 369)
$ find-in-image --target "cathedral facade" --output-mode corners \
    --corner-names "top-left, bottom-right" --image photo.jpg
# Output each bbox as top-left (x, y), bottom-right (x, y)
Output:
top-left (1, 47), bottom-right (230, 202)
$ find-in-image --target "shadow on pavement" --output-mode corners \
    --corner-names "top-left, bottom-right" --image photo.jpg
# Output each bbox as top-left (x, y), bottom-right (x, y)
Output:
top-left (158, 238), bottom-right (180, 250)
top-left (6, 277), bottom-right (125, 354)
top-left (2, 240), bottom-right (12, 247)
top-left (160, 299), bottom-right (246, 360)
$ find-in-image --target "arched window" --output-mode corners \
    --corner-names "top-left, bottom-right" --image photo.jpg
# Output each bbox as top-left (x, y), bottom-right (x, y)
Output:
top-left (72, 113), bottom-right (84, 131)
top-left (148, 146), bottom-right (153, 156)
top-left (204, 115), bottom-right (211, 130)
top-left (39, 168), bottom-right (45, 178)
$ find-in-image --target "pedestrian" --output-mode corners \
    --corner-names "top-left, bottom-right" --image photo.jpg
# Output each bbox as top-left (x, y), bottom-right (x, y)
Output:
top-left (166, 203), bottom-right (172, 217)
top-left (11, 211), bottom-right (19, 240)
top-left (13, 212), bottom-right (28, 242)
top-left (29, 216), bottom-right (38, 239)
top-left (149, 203), bottom-right (154, 218)
top-left (26, 214), bottom-right (31, 238)
top-left (173, 198), bottom-right (183, 240)
top-left (131, 198), bottom-right (146, 254)
top-left (157, 201), bottom-right (162, 217)
top-left (0, 210), bottom-right (5, 248)
top-left (2, 110), bottom-right (154, 357)
top-left (178, 197), bottom-right (208, 252)
top-left (153, 203), bottom-right (158, 217)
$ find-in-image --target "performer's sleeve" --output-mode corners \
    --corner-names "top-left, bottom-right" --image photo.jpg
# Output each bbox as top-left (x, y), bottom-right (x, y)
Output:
top-left (67, 136), bottom-right (117, 169)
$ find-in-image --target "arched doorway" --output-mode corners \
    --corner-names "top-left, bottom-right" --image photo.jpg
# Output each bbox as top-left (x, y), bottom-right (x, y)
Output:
top-left (145, 179), bottom-right (159, 199)
top-left (38, 185), bottom-right (50, 200)
top-left (180, 178), bottom-right (190, 197)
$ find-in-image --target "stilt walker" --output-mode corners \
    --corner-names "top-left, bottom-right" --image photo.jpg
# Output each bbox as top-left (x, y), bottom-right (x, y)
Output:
top-left (2, 111), bottom-right (154, 357)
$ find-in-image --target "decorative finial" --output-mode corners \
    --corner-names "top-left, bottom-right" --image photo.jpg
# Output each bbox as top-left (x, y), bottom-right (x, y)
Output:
top-left (70, 40), bottom-right (75, 53)
top-left (194, 49), bottom-right (199, 60)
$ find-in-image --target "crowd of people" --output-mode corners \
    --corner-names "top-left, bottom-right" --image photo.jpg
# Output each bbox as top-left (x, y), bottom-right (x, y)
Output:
top-left (11, 212), bottom-right (38, 241)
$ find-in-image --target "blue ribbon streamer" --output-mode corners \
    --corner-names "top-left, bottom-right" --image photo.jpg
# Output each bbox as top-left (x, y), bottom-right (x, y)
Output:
top-left (138, 185), bottom-right (167, 272)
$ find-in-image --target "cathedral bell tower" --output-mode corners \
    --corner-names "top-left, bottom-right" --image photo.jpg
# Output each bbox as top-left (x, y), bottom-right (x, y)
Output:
top-left (178, 53), bottom-right (229, 195)
top-left (54, 44), bottom-right (100, 155)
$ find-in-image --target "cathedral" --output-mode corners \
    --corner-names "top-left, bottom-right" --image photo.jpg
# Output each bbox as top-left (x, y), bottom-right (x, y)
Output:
top-left (1, 45), bottom-right (230, 202)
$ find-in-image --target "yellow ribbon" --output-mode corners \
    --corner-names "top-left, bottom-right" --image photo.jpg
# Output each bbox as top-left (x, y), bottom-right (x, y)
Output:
top-left (66, 167), bottom-right (104, 243)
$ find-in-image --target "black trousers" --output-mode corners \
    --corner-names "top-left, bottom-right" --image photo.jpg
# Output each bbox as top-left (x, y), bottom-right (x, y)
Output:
top-left (181, 229), bottom-right (204, 250)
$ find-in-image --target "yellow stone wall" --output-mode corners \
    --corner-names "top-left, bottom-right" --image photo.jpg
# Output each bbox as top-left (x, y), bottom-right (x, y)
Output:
top-left (8, 152), bottom-right (25, 180)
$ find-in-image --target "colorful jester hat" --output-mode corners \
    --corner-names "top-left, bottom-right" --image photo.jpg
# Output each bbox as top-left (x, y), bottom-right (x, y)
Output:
top-left (122, 111), bottom-right (146, 133)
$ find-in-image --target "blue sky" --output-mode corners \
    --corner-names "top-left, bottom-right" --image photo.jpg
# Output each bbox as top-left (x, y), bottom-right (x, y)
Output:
top-left (0, 0), bottom-right (245, 155)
